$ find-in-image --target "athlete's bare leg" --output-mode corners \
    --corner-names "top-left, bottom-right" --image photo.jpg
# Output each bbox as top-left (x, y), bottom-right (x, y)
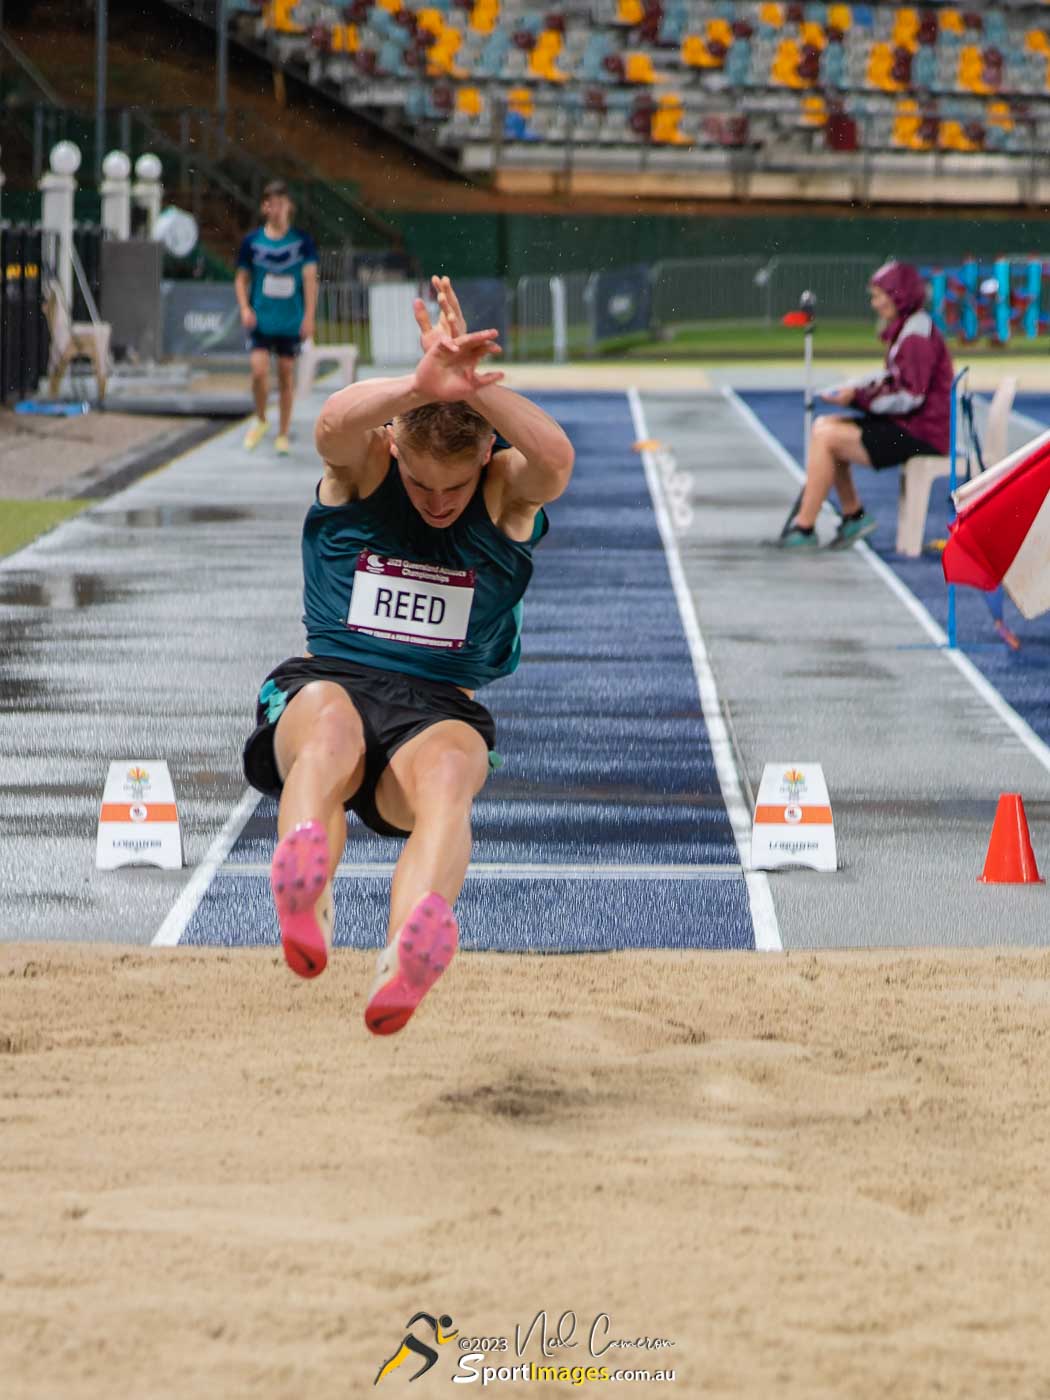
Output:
top-left (795, 417), bottom-right (872, 528)
top-left (364, 721), bottom-right (488, 1033)
top-left (374, 720), bottom-right (490, 937)
top-left (276, 355), bottom-right (296, 437)
top-left (271, 682), bottom-right (365, 967)
top-left (249, 348), bottom-right (270, 423)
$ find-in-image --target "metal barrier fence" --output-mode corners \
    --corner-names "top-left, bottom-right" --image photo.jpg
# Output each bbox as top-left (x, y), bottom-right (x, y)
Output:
top-left (0, 226), bottom-right (57, 404)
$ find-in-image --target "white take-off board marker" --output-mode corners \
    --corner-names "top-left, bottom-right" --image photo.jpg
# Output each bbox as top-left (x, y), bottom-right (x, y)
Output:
top-left (751, 761), bottom-right (837, 873)
top-left (96, 760), bottom-right (184, 871)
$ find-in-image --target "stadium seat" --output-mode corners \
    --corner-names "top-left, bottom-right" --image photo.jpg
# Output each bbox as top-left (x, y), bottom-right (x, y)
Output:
top-left (265, 0), bottom-right (304, 31)
top-left (940, 9), bottom-right (966, 37)
top-left (826, 3), bottom-right (851, 31)
top-left (625, 51), bottom-right (660, 83)
top-left (651, 91), bottom-right (691, 144)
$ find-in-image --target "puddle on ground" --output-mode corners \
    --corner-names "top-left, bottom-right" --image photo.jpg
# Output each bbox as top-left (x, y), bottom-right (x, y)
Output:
top-left (86, 505), bottom-right (249, 528)
top-left (0, 572), bottom-right (134, 609)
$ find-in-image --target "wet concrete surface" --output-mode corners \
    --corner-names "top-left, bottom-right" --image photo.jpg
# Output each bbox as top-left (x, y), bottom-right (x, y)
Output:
top-left (641, 390), bottom-right (1050, 948)
top-left (0, 410), bottom-right (305, 941)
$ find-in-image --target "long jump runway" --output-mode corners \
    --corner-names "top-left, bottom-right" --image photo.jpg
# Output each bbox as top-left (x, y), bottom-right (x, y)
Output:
top-left (183, 391), bottom-right (755, 951)
top-left (0, 389), bottom-right (759, 950)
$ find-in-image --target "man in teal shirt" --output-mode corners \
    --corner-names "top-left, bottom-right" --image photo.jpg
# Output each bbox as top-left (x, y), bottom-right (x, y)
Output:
top-left (235, 180), bottom-right (318, 456)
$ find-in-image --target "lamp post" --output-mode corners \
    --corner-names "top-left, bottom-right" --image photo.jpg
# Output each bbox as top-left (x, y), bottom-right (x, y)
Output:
top-left (217, 0), bottom-right (229, 136)
top-left (95, 0), bottom-right (108, 183)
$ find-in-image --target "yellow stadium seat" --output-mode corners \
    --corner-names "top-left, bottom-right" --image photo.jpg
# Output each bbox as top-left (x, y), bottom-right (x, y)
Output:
top-left (939, 9), bottom-right (965, 35)
top-left (507, 86), bottom-right (533, 117)
top-left (331, 22), bottom-right (359, 52)
top-left (801, 21), bottom-right (826, 49)
top-left (760, 2), bottom-right (783, 26)
top-left (801, 94), bottom-right (827, 126)
top-left (469, 1), bottom-right (499, 35)
top-left (456, 86), bottom-right (483, 116)
top-left (892, 7), bottom-right (919, 52)
top-left (265, 0), bottom-right (303, 33)
top-left (625, 51), bottom-right (658, 83)
top-left (428, 28), bottom-right (466, 77)
top-left (1026, 29), bottom-right (1050, 54)
top-left (530, 31), bottom-right (567, 81)
top-left (377, 0), bottom-right (400, 12)
top-left (958, 44), bottom-right (989, 94)
top-left (618, 0), bottom-right (644, 23)
top-left (707, 17), bottom-right (733, 47)
top-left (988, 99), bottom-right (1013, 132)
top-left (652, 93), bottom-right (690, 144)
top-left (416, 9), bottom-right (445, 36)
top-left (772, 36), bottom-right (803, 87)
top-left (892, 97), bottom-right (923, 148)
top-left (867, 40), bottom-right (903, 92)
top-left (827, 4), bottom-right (851, 31)
top-left (682, 34), bottom-right (721, 68)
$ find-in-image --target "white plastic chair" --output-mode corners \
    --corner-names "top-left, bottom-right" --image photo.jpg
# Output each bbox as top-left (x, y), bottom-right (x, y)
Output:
top-left (297, 340), bottom-right (358, 396)
top-left (895, 376), bottom-right (1017, 558)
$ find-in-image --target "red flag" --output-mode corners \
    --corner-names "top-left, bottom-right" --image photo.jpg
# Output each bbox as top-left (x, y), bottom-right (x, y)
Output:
top-left (942, 431), bottom-right (1050, 617)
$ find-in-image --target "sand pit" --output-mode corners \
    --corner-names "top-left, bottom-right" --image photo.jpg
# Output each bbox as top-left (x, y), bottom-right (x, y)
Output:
top-left (2, 944), bottom-right (1049, 1398)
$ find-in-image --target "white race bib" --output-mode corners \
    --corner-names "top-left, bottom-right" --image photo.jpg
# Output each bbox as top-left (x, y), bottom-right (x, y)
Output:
top-left (262, 272), bottom-right (295, 300)
top-left (347, 554), bottom-right (475, 650)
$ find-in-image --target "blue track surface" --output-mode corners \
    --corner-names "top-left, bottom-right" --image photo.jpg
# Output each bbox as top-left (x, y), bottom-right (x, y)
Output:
top-left (183, 391), bottom-right (754, 952)
top-left (740, 390), bottom-right (1050, 746)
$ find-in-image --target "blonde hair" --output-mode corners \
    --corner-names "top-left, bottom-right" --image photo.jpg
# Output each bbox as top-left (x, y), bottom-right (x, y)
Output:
top-left (393, 401), bottom-right (494, 461)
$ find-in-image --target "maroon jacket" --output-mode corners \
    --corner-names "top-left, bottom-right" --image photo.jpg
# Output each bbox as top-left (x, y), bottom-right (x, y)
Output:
top-left (850, 261), bottom-right (954, 455)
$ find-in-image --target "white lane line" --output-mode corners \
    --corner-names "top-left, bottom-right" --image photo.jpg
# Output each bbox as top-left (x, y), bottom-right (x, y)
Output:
top-left (216, 861), bottom-right (745, 881)
top-left (151, 788), bottom-right (261, 946)
top-left (724, 385), bottom-right (1050, 783)
top-left (628, 387), bottom-right (783, 952)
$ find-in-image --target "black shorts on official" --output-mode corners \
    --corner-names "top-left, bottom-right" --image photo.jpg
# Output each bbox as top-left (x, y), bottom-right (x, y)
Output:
top-left (247, 330), bottom-right (301, 359)
top-left (242, 655), bottom-right (497, 838)
top-left (855, 413), bottom-right (940, 470)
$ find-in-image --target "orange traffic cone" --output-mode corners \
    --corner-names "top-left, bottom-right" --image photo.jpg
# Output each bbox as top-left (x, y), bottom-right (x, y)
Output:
top-left (978, 794), bottom-right (1044, 884)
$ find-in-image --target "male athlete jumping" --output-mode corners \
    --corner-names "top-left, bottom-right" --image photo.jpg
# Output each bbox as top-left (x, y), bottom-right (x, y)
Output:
top-left (243, 277), bottom-right (574, 1033)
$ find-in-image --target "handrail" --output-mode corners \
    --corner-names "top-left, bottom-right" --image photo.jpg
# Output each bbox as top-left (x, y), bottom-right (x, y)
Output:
top-left (0, 32), bottom-right (67, 109)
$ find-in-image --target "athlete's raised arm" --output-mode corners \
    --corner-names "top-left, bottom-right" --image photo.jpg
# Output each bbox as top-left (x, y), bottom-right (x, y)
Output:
top-left (314, 328), bottom-right (503, 502)
top-left (467, 383), bottom-right (575, 509)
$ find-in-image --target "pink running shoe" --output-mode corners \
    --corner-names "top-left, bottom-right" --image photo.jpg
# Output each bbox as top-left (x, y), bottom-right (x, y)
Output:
top-left (271, 820), bottom-right (330, 979)
top-left (364, 893), bottom-right (458, 1036)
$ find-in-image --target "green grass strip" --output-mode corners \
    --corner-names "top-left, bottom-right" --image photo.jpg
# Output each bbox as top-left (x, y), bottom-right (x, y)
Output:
top-left (0, 500), bottom-right (89, 559)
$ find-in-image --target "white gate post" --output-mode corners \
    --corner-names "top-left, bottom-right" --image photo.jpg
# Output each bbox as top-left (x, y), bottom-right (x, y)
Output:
top-left (39, 140), bottom-right (81, 311)
top-left (100, 150), bottom-right (132, 239)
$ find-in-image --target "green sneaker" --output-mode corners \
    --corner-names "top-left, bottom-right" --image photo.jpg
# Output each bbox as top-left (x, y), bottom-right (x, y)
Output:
top-left (774, 525), bottom-right (819, 550)
top-left (828, 512), bottom-right (877, 549)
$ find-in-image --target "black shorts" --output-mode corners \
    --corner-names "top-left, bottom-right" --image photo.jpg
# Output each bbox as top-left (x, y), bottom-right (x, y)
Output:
top-left (247, 330), bottom-right (301, 358)
top-left (856, 413), bottom-right (940, 470)
top-left (242, 655), bottom-right (497, 838)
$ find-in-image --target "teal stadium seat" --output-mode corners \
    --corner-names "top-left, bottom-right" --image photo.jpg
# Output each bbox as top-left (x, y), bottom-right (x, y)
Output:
top-left (913, 45), bottom-right (936, 89)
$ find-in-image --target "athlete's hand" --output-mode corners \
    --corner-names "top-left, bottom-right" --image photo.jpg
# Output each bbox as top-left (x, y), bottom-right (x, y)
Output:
top-left (412, 328), bottom-right (504, 401)
top-left (300, 314), bottom-right (315, 342)
top-left (414, 275), bottom-right (468, 353)
top-left (240, 305), bottom-right (257, 331)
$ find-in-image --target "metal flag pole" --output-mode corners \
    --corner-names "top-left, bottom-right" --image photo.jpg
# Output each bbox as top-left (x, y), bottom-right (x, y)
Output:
top-left (778, 289), bottom-right (817, 536)
top-left (946, 364), bottom-right (969, 650)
